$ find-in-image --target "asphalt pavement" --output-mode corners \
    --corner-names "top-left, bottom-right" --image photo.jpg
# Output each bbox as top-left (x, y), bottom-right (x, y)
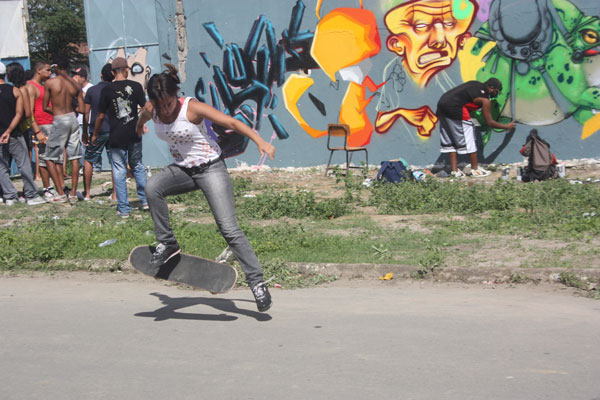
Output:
top-left (1, 273), bottom-right (599, 400)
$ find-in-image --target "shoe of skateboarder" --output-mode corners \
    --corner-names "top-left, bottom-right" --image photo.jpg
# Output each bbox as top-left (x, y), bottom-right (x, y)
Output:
top-left (138, 64), bottom-right (275, 312)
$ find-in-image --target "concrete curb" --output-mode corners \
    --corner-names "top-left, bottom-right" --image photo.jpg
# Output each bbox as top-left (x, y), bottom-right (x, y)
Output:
top-left (290, 262), bottom-right (600, 287)
top-left (35, 259), bottom-right (600, 291)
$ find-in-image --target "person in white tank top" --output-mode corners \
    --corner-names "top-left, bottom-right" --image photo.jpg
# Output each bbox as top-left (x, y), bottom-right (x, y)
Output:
top-left (137, 64), bottom-right (275, 312)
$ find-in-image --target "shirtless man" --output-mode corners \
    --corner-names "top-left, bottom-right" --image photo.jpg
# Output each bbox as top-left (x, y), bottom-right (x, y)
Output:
top-left (26, 61), bottom-right (58, 197)
top-left (42, 55), bottom-right (84, 202)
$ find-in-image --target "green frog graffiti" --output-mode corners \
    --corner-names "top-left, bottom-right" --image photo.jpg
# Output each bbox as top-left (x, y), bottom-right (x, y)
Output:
top-left (465, 0), bottom-right (600, 143)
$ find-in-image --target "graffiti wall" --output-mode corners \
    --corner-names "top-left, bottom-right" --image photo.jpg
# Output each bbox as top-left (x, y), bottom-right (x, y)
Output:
top-left (88, 0), bottom-right (600, 167)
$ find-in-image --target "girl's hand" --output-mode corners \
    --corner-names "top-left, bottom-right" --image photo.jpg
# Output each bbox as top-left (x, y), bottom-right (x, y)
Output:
top-left (258, 141), bottom-right (275, 160)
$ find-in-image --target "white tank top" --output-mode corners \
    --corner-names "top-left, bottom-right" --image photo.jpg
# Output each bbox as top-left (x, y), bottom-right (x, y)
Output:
top-left (153, 97), bottom-right (221, 167)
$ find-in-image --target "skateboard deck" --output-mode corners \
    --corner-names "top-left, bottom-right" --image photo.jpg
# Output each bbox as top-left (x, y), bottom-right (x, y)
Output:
top-left (129, 245), bottom-right (238, 293)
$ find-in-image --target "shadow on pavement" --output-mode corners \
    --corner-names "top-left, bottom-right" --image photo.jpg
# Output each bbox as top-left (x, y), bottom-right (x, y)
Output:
top-left (134, 292), bottom-right (272, 322)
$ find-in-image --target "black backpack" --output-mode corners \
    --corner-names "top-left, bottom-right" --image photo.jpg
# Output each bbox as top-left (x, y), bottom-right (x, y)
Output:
top-left (520, 130), bottom-right (557, 182)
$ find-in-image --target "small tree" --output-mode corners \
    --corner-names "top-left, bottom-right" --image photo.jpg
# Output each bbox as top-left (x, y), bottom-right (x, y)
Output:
top-left (27, 0), bottom-right (87, 64)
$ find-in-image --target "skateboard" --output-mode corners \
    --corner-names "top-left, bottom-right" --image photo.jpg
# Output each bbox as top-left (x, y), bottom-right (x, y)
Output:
top-left (128, 245), bottom-right (238, 293)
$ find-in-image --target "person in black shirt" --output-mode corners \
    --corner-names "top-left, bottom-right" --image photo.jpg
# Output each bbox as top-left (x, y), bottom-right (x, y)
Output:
top-left (92, 57), bottom-right (147, 218)
top-left (436, 78), bottom-right (515, 177)
top-left (0, 62), bottom-right (46, 205)
top-left (81, 63), bottom-right (116, 201)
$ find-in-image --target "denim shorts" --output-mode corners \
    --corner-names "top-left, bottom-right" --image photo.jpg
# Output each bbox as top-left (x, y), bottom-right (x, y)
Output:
top-left (37, 124), bottom-right (64, 167)
top-left (42, 112), bottom-right (82, 161)
top-left (84, 131), bottom-right (111, 165)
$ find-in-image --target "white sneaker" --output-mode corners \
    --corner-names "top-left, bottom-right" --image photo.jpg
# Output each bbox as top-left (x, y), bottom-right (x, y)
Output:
top-left (450, 170), bottom-right (465, 178)
top-left (27, 196), bottom-right (47, 205)
top-left (43, 187), bottom-right (56, 199)
top-left (4, 198), bottom-right (16, 206)
top-left (471, 167), bottom-right (491, 177)
top-left (52, 194), bottom-right (67, 203)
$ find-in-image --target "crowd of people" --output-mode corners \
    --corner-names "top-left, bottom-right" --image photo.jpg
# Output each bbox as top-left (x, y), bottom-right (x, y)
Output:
top-left (0, 57), bottom-right (107, 205)
top-left (0, 56), bottom-right (274, 312)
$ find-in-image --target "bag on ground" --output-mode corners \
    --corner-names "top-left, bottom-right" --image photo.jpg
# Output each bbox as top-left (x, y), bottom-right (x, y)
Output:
top-left (377, 160), bottom-right (412, 183)
top-left (520, 129), bottom-right (557, 182)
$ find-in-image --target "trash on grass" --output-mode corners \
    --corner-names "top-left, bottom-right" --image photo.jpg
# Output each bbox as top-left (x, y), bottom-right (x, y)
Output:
top-left (216, 246), bottom-right (235, 263)
top-left (98, 239), bottom-right (117, 247)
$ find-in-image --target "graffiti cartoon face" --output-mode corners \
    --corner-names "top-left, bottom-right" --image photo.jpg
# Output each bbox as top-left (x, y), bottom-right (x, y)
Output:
top-left (384, 0), bottom-right (477, 86)
top-left (466, 0), bottom-right (600, 141)
top-left (112, 47), bottom-right (152, 90)
top-left (572, 16), bottom-right (600, 62)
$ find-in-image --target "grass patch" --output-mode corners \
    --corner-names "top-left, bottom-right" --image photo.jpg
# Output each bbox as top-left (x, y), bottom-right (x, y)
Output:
top-left (367, 179), bottom-right (600, 239)
top-left (237, 189), bottom-right (351, 219)
top-left (0, 209), bottom-right (156, 271)
top-left (1, 173), bottom-right (599, 288)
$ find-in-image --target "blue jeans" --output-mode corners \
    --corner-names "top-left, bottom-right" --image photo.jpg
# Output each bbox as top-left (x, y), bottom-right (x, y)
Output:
top-left (145, 160), bottom-right (264, 286)
top-left (108, 142), bottom-right (147, 214)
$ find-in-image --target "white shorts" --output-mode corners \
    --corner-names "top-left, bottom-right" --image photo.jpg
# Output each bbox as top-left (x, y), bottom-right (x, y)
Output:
top-left (439, 117), bottom-right (477, 154)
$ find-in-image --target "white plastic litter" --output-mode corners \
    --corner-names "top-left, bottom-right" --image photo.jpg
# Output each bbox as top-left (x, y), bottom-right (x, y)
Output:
top-left (98, 239), bottom-right (117, 247)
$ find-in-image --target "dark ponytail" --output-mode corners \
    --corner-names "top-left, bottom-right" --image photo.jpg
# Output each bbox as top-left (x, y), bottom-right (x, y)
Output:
top-left (147, 63), bottom-right (180, 102)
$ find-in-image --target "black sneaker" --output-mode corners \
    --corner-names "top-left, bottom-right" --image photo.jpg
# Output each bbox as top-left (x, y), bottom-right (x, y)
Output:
top-left (251, 281), bottom-right (272, 312)
top-left (150, 242), bottom-right (181, 268)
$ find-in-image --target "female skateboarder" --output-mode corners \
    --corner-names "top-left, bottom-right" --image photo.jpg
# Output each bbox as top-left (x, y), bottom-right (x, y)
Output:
top-left (137, 64), bottom-right (274, 312)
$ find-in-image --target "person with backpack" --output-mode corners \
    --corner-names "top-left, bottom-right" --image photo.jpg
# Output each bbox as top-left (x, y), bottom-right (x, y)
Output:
top-left (520, 129), bottom-right (558, 182)
top-left (436, 78), bottom-right (515, 178)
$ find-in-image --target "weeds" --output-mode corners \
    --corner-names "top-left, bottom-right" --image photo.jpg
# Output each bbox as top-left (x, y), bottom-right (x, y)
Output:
top-left (237, 189), bottom-right (351, 219)
top-left (235, 259), bottom-right (336, 289)
top-left (510, 273), bottom-right (524, 283)
top-left (412, 243), bottom-right (444, 279)
top-left (368, 179), bottom-right (600, 238)
top-left (558, 271), bottom-right (586, 290)
top-left (558, 271), bottom-right (600, 298)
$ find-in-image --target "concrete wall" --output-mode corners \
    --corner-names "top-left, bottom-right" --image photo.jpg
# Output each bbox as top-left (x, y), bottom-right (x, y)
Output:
top-left (87, 0), bottom-right (600, 168)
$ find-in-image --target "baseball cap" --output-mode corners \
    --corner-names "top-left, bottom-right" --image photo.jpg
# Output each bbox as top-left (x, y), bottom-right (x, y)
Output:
top-left (72, 67), bottom-right (88, 79)
top-left (0, 62), bottom-right (6, 75)
top-left (111, 57), bottom-right (129, 70)
top-left (485, 77), bottom-right (503, 92)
